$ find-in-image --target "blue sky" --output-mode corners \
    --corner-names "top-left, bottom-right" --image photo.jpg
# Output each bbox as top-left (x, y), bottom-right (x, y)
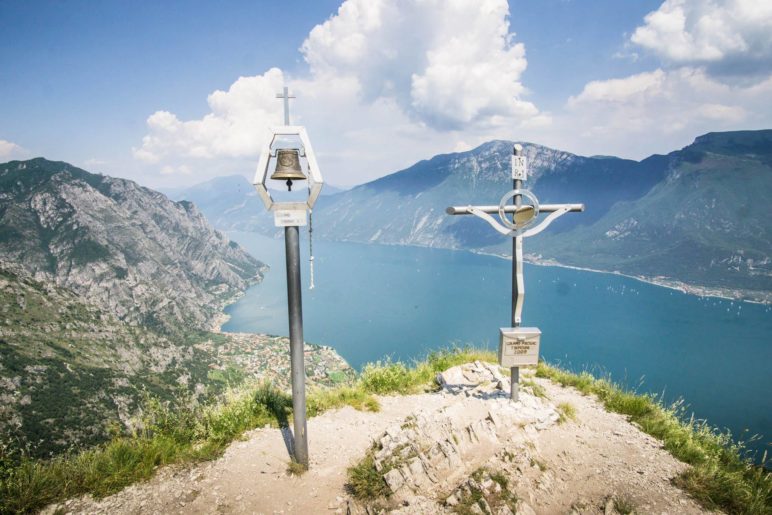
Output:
top-left (1, 0), bottom-right (770, 188)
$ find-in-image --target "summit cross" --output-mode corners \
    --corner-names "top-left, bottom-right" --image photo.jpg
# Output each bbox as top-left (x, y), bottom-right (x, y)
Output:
top-left (276, 86), bottom-right (295, 125)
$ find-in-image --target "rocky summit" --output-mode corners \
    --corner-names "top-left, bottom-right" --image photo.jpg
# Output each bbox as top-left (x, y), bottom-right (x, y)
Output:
top-left (48, 362), bottom-right (706, 515)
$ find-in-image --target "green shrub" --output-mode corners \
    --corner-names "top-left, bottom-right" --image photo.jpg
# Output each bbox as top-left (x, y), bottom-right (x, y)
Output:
top-left (347, 452), bottom-right (389, 500)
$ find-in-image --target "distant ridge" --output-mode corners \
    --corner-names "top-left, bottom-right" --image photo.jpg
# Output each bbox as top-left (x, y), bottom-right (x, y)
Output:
top-left (172, 130), bottom-right (772, 302)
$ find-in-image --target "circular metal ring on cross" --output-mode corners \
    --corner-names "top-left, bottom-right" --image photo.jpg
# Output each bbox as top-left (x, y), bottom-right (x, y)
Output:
top-left (498, 189), bottom-right (540, 231)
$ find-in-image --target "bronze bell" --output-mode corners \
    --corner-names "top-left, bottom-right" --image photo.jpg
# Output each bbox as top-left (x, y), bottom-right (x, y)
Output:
top-left (270, 149), bottom-right (306, 191)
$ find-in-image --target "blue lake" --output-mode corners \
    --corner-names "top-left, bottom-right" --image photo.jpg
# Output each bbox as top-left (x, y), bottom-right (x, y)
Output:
top-left (223, 232), bottom-right (772, 459)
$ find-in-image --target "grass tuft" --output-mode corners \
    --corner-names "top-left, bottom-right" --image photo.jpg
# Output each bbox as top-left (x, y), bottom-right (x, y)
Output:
top-left (521, 379), bottom-right (548, 399)
top-left (556, 402), bottom-right (577, 424)
top-left (359, 347), bottom-right (497, 395)
top-left (286, 460), bottom-right (307, 476)
top-left (308, 386), bottom-right (380, 415)
top-left (613, 494), bottom-right (636, 514)
top-left (530, 457), bottom-right (548, 472)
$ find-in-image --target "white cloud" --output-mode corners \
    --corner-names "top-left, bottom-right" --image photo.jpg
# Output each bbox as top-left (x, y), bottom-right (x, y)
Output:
top-left (133, 0), bottom-right (543, 185)
top-left (133, 68), bottom-right (285, 164)
top-left (544, 0), bottom-right (772, 159)
top-left (631, 0), bottom-right (772, 76)
top-left (302, 0), bottom-right (538, 130)
top-left (0, 139), bottom-right (25, 159)
top-left (160, 164), bottom-right (192, 176)
top-left (552, 66), bottom-right (771, 157)
top-left (567, 70), bottom-right (667, 106)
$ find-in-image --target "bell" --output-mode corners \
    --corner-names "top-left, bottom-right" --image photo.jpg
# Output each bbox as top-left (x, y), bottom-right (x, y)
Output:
top-left (270, 149), bottom-right (306, 191)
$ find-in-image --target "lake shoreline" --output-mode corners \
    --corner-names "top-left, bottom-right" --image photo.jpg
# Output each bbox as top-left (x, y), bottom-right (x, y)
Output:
top-left (466, 248), bottom-right (770, 305)
top-left (316, 237), bottom-right (770, 305)
top-left (224, 234), bottom-right (769, 323)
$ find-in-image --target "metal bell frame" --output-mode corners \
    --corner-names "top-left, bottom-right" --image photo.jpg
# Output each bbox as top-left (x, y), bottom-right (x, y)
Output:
top-left (253, 125), bottom-right (324, 212)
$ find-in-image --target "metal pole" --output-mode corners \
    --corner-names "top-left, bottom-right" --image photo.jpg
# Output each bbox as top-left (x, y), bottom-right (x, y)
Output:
top-left (511, 145), bottom-right (523, 401)
top-left (285, 225), bottom-right (308, 468)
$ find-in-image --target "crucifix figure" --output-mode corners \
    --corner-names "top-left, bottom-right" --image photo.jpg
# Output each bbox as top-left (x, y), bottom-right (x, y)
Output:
top-left (446, 144), bottom-right (584, 401)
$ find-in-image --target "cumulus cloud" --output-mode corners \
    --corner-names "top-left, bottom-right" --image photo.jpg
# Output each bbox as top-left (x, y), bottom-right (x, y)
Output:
top-left (557, 67), bottom-right (770, 156)
top-left (631, 0), bottom-right (772, 77)
top-left (302, 0), bottom-right (538, 130)
top-left (133, 68), bottom-right (285, 164)
top-left (133, 0), bottom-right (543, 183)
top-left (546, 0), bottom-right (772, 158)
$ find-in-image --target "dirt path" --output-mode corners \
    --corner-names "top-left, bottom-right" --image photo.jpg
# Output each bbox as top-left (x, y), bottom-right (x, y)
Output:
top-left (47, 364), bottom-right (711, 514)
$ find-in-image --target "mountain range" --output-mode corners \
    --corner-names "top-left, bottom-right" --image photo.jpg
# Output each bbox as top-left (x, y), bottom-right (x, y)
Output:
top-left (0, 159), bottom-right (266, 455)
top-left (173, 130), bottom-right (772, 302)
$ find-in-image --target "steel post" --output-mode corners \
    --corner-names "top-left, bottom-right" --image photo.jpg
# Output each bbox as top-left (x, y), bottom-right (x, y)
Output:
top-left (511, 146), bottom-right (523, 402)
top-left (284, 225), bottom-right (308, 468)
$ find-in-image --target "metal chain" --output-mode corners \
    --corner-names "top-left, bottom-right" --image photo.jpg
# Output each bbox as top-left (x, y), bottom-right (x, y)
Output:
top-left (308, 207), bottom-right (315, 290)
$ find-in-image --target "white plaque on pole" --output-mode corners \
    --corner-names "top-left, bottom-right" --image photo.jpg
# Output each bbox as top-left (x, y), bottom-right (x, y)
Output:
top-left (274, 209), bottom-right (307, 227)
top-left (498, 327), bottom-right (541, 367)
top-left (512, 155), bottom-right (527, 180)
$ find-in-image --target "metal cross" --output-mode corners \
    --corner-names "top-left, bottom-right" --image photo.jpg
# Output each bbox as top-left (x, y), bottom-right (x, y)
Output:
top-left (276, 86), bottom-right (295, 125)
top-left (446, 144), bottom-right (584, 402)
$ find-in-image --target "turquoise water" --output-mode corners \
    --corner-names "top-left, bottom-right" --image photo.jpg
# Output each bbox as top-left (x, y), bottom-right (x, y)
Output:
top-left (223, 232), bottom-right (772, 459)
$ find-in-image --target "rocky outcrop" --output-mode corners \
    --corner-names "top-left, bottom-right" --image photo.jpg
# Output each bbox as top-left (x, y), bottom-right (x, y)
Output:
top-left (353, 361), bottom-right (559, 512)
top-left (49, 362), bottom-right (707, 515)
top-left (0, 158), bottom-right (265, 332)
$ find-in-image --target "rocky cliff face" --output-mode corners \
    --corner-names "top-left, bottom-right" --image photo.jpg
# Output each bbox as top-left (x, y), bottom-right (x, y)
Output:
top-left (0, 158), bottom-right (272, 454)
top-left (0, 260), bottom-right (353, 457)
top-left (0, 262), bottom-right (217, 455)
top-left (0, 158), bottom-right (265, 332)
